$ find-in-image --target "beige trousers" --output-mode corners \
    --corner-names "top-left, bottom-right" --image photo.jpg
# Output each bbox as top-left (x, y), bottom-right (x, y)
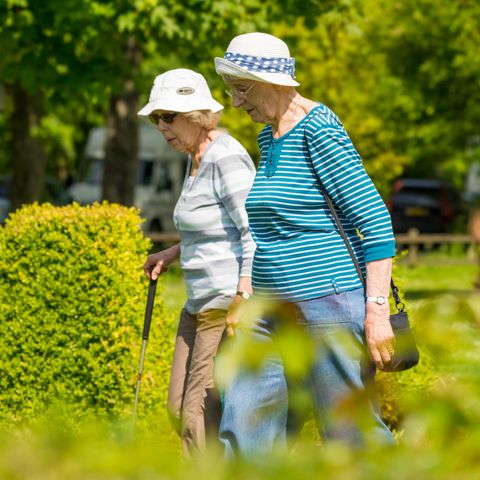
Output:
top-left (167, 307), bottom-right (226, 456)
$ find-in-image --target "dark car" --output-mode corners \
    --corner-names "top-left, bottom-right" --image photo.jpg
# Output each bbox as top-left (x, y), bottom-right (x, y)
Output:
top-left (387, 179), bottom-right (460, 233)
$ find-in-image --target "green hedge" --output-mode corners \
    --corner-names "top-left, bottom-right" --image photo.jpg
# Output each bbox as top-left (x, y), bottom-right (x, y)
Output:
top-left (0, 201), bottom-right (441, 440)
top-left (0, 203), bottom-right (176, 427)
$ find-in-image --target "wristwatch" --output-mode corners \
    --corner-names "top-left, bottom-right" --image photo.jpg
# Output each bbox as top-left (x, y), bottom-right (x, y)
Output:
top-left (366, 296), bottom-right (388, 305)
top-left (236, 291), bottom-right (251, 300)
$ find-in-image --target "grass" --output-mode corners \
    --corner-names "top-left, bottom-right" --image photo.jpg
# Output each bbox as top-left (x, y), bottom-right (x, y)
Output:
top-left (0, 259), bottom-right (479, 478)
top-left (161, 260), bottom-right (480, 313)
top-left (396, 262), bottom-right (480, 315)
top-left (160, 264), bottom-right (187, 317)
top-left (397, 263), bottom-right (478, 294)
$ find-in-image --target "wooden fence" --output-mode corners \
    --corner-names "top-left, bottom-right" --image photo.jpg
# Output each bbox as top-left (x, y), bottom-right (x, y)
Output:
top-left (395, 229), bottom-right (477, 267)
top-left (145, 229), bottom-right (478, 267)
top-left (145, 232), bottom-right (182, 244)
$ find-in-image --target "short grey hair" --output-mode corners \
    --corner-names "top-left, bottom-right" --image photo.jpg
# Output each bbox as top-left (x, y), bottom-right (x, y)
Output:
top-left (182, 110), bottom-right (222, 130)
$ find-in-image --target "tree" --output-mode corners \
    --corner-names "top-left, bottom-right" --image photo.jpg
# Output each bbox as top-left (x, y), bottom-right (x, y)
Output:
top-left (361, 0), bottom-right (480, 186)
top-left (0, 0), bottom-right (339, 208)
top-left (101, 0), bottom-right (339, 205)
top-left (0, 0), bottom-right (119, 207)
top-left (275, 0), bottom-right (480, 195)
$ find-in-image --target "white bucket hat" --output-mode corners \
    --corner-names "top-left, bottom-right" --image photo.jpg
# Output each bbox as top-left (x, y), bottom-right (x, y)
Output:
top-left (214, 32), bottom-right (299, 87)
top-left (138, 68), bottom-right (223, 117)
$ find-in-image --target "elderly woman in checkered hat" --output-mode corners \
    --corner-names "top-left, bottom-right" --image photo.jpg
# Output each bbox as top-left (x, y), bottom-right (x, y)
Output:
top-left (214, 33), bottom-right (396, 457)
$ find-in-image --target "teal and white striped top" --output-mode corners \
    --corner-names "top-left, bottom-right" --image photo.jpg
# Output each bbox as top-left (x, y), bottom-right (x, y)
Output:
top-left (245, 104), bottom-right (395, 301)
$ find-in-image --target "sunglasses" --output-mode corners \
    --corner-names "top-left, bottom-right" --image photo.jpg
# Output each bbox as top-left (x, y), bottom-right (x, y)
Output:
top-left (148, 112), bottom-right (178, 125)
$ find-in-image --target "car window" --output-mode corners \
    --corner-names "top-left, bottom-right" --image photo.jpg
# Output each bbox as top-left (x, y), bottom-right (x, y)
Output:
top-left (396, 187), bottom-right (441, 199)
top-left (84, 159), bottom-right (158, 186)
top-left (138, 160), bottom-right (154, 185)
top-left (86, 159), bottom-right (103, 184)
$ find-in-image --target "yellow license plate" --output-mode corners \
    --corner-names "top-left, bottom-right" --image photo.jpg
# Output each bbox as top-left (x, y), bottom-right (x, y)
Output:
top-left (405, 207), bottom-right (429, 217)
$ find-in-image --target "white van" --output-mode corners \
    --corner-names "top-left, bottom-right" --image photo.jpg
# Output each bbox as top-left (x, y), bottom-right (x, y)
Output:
top-left (68, 122), bottom-right (188, 231)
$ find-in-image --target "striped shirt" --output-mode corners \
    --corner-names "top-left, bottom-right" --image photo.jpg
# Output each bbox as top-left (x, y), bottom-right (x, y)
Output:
top-left (245, 104), bottom-right (395, 302)
top-left (173, 133), bottom-right (256, 313)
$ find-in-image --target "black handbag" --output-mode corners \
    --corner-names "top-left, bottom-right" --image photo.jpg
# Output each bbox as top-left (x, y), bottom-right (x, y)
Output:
top-left (317, 180), bottom-right (419, 372)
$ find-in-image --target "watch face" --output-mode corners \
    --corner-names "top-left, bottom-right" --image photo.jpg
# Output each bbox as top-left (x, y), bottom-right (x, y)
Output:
top-left (367, 296), bottom-right (387, 305)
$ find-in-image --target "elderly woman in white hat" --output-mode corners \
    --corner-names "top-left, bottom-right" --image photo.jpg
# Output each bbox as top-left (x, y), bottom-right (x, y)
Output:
top-left (140, 68), bottom-right (256, 456)
top-left (214, 33), bottom-right (396, 456)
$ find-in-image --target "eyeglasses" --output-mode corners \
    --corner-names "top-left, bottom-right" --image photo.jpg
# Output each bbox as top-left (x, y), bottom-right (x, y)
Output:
top-left (224, 83), bottom-right (255, 98)
top-left (148, 112), bottom-right (178, 125)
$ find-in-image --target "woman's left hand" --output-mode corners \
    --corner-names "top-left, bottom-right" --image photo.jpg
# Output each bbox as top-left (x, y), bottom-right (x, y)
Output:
top-left (364, 302), bottom-right (395, 370)
top-left (226, 277), bottom-right (252, 336)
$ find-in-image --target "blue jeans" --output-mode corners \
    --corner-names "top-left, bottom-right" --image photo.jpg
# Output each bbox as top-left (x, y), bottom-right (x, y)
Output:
top-left (219, 288), bottom-right (393, 458)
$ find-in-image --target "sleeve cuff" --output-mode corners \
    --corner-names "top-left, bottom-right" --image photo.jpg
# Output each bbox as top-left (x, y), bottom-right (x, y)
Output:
top-left (363, 241), bottom-right (396, 263)
top-left (240, 257), bottom-right (253, 277)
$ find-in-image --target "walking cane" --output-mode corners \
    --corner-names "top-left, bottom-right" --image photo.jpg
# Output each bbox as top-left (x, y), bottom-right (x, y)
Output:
top-left (133, 278), bottom-right (157, 425)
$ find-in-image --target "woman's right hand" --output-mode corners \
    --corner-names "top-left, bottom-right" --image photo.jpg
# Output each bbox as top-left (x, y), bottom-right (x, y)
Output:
top-left (143, 244), bottom-right (180, 280)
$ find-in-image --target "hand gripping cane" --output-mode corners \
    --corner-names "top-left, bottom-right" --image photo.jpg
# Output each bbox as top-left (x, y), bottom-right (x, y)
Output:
top-left (133, 278), bottom-right (157, 424)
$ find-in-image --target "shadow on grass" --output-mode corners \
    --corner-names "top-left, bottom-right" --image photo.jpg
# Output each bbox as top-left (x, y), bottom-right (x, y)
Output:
top-left (405, 289), bottom-right (476, 300)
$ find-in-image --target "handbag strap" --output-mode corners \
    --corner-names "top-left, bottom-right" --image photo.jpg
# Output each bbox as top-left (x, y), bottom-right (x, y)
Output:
top-left (317, 179), bottom-right (405, 313)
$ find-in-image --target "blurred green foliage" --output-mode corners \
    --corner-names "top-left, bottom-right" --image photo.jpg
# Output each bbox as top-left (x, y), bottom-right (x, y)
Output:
top-left (0, 0), bottom-right (335, 180)
top-left (0, 0), bottom-right (479, 473)
top-left (0, 210), bottom-right (479, 474)
top-left (0, 203), bottom-right (176, 428)
top-left (0, 290), bottom-right (479, 477)
top-left (2, 0), bottom-right (479, 195)
top-left (272, 0), bottom-right (480, 194)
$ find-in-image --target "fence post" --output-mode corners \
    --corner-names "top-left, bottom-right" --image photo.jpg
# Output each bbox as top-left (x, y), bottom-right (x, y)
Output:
top-left (407, 228), bottom-right (419, 268)
top-left (467, 243), bottom-right (476, 262)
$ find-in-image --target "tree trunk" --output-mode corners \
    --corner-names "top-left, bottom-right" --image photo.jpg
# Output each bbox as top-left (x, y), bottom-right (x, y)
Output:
top-left (9, 84), bottom-right (46, 210)
top-left (102, 38), bottom-right (140, 206)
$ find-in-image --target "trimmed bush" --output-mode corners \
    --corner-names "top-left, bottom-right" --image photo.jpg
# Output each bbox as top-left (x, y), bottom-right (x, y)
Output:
top-left (0, 203), bottom-right (175, 426)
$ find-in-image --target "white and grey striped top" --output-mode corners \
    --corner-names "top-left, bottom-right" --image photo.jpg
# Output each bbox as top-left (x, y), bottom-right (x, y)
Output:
top-left (173, 133), bottom-right (256, 313)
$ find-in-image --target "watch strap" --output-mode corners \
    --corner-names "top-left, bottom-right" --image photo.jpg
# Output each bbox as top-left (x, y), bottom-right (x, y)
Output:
top-left (236, 291), bottom-right (251, 300)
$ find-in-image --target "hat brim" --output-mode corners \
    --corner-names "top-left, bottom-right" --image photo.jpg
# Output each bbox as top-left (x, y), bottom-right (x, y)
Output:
top-left (214, 57), bottom-right (300, 87)
top-left (138, 97), bottom-right (223, 117)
